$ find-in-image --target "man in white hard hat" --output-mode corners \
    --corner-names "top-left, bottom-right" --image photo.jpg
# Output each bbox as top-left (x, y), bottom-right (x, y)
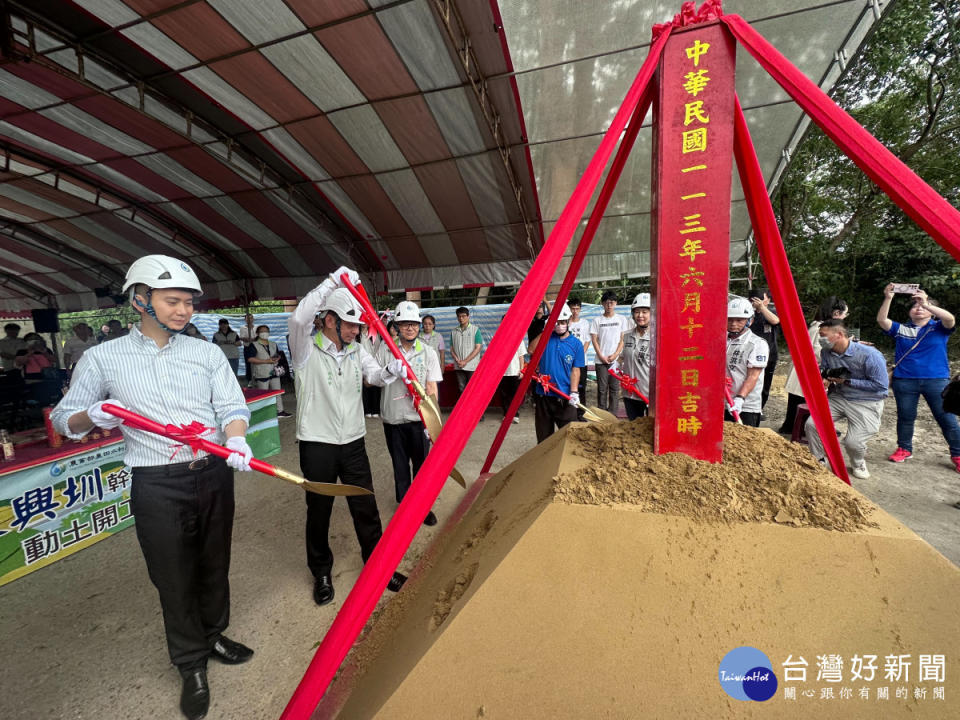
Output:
top-left (620, 293), bottom-right (653, 419)
top-left (287, 267), bottom-right (408, 608)
top-left (375, 300), bottom-right (443, 526)
top-left (530, 302), bottom-right (586, 443)
top-left (51, 255), bottom-right (255, 720)
top-left (726, 296), bottom-right (769, 427)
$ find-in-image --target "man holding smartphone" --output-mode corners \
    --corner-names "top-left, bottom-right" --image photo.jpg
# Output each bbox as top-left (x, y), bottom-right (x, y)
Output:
top-left (805, 318), bottom-right (888, 480)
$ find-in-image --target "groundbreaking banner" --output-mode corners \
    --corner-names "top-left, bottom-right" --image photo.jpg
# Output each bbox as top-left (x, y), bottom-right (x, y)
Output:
top-left (652, 22), bottom-right (736, 462)
top-left (0, 442), bottom-right (133, 587)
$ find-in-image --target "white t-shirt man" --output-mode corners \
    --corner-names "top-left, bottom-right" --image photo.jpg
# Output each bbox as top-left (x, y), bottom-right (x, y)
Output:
top-left (62, 335), bottom-right (98, 368)
top-left (568, 318), bottom-right (591, 352)
top-left (504, 339), bottom-right (527, 377)
top-left (0, 336), bottom-right (26, 370)
top-left (726, 329), bottom-right (769, 413)
top-left (590, 314), bottom-right (629, 360)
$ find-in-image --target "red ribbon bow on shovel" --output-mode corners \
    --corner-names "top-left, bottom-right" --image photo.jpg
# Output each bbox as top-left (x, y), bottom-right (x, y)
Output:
top-left (338, 274), bottom-right (466, 488)
top-left (607, 367), bottom-right (649, 404)
top-left (531, 373), bottom-right (604, 423)
top-left (101, 404), bottom-right (371, 496)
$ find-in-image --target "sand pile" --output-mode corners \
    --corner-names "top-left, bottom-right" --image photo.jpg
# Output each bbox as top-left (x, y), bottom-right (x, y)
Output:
top-left (555, 419), bottom-right (875, 531)
top-left (316, 421), bottom-right (960, 720)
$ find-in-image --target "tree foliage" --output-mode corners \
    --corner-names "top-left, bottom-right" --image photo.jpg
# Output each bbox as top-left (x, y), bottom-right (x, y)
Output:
top-left (770, 0), bottom-right (959, 340)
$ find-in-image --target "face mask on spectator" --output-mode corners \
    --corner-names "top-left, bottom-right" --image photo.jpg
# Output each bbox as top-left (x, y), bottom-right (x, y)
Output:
top-left (258, 332), bottom-right (270, 340)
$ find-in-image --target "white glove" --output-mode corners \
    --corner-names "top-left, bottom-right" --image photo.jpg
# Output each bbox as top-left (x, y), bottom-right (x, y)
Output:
top-left (225, 436), bottom-right (253, 472)
top-left (385, 357), bottom-right (407, 381)
top-left (330, 266), bottom-right (360, 289)
top-left (315, 276), bottom-right (337, 307)
top-left (87, 400), bottom-right (126, 430)
top-left (730, 396), bottom-right (744, 414)
top-left (609, 360), bottom-right (619, 372)
top-left (569, 392), bottom-right (580, 408)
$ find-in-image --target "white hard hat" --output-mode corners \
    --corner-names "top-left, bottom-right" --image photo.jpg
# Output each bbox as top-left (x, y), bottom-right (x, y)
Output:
top-left (556, 303), bottom-right (573, 321)
top-left (394, 301), bottom-right (421, 323)
top-left (320, 288), bottom-right (365, 324)
top-left (631, 293), bottom-right (651, 309)
top-left (727, 296), bottom-right (754, 319)
top-left (123, 255), bottom-right (202, 295)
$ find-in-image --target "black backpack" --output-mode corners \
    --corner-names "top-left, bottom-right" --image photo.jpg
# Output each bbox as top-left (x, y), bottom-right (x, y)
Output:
top-left (942, 375), bottom-right (960, 415)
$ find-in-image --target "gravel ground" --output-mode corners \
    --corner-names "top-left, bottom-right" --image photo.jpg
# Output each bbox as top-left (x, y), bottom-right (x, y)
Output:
top-left (1, 372), bottom-right (957, 720)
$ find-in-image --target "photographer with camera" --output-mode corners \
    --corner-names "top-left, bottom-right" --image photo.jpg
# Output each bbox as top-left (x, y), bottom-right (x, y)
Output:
top-left (877, 284), bottom-right (959, 473)
top-left (805, 319), bottom-right (888, 480)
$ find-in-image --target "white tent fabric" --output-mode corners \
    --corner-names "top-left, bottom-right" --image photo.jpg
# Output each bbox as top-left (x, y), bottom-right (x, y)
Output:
top-left (0, 0), bottom-right (888, 313)
top-left (498, 0), bottom-right (885, 285)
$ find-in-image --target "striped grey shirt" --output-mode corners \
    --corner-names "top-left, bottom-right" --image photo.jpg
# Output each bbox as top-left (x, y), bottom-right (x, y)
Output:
top-left (51, 324), bottom-right (250, 468)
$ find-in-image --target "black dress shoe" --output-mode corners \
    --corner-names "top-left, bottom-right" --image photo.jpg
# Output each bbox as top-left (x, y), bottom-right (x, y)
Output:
top-left (423, 511), bottom-right (438, 526)
top-left (180, 668), bottom-right (209, 720)
top-left (314, 574), bottom-right (335, 606)
top-left (211, 636), bottom-right (254, 664)
top-left (387, 571), bottom-right (407, 592)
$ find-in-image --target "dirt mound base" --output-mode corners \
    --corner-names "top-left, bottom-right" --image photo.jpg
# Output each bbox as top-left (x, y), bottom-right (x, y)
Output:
top-left (317, 422), bottom-right (960, 720)
top-left (555, 419), bottom-right (875, 531)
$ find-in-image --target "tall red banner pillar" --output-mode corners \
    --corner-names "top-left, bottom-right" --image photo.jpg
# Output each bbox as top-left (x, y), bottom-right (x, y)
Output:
top-left (651, 22), bottom-right (736, 462)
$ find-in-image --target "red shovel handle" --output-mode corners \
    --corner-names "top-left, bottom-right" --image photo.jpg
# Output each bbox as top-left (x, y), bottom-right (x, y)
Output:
top-left (532, 373), bottom-right (569, 400)
top-left (339, 274), bottom-right (420, 408)
top-left (608, 367), bottom-right (649, 403)
top-left (722, 379), bottom-right (742, 424)
top-left (101, 403), bottom-right (278, 476)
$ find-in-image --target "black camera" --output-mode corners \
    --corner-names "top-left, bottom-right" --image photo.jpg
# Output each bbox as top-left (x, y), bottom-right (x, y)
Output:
top-left (821, 367), bottom-right (851, 380)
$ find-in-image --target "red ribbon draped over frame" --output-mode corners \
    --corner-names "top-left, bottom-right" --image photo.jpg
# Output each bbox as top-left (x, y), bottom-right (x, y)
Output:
top-left (722, 13), bottom-right (960, 261)
top-left (282, 8), bottom-right (960, 716)
top-left (732, 96), bottom-right (848, 481)
top-left (279, 26), bottom-right (675, 720)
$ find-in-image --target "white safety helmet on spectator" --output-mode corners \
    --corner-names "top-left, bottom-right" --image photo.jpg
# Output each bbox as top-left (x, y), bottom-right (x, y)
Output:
top-left (631, 293), bottom-right (651, 309)
top-left (556, 303), bottom-right (573, 321)
top-left (727, 296), bottom-right (754, 319)
top-left (394, 301), bottom-right (421, 323)
top-left (320, 288), bottom-right (366, 324)
top-left (123, 255), bottom-right (202, 296)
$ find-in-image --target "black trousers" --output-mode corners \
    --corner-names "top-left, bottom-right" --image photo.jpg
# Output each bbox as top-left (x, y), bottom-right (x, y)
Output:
top-left (455, 369), bottom-right (473, 394)
top-left (779, 392), bottom-right (805, 434)
top-left (725, 410), bottom-right (762, 427)
top-left (760, 362), bottom-right (777, 409)
top-left (362, 384), bottom-right (381, 415)
top-left (497, 375), bottom-right (521, 419)
top-left (623, 397), bottom-right (649, 420)
top-left (595, 362), bottom-right (621, 414)
top-left (301, 438), bottom-right (383, 578)
top-left (130, 456), bottom-right (234, 671)
top-left (576, 372), bottom-right (587, 421)
top-left (534, 395), bottom-right (577, 443)
top-left (383, 421), bottom-right (429, 503)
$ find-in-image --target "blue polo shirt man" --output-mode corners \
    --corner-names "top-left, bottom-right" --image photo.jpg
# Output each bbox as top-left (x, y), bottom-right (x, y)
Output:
top-left (531, 303), bottom-right (586, 443)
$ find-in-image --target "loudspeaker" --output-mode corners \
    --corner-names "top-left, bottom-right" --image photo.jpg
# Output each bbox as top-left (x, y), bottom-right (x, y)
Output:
top-left (31, 308), bottom-right (60, 333)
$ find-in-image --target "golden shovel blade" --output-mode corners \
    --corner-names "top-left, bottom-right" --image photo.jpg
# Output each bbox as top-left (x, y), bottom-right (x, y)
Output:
top-left (273, 467), bottom-right (373, 496)
top-left (411, 380), bottom-right (467, 488)
top-left (582, 405), bottom-right (618, 423)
